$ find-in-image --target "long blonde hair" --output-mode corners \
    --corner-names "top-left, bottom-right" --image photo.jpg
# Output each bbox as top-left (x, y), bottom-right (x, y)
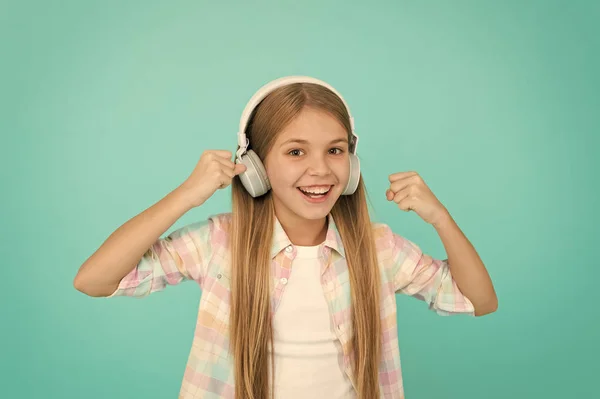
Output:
top-left (229, 83), bottom-right (382, 399)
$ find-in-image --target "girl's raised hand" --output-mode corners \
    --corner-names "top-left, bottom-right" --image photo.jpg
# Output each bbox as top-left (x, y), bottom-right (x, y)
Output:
top-left (178, 150), bottom-right (246, 208)
top-left (386, 171), bottom-right (450, 227)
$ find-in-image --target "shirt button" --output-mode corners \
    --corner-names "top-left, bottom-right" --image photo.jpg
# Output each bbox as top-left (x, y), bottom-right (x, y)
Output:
top-left (217, 274), bottom-right (222, 279)
top-left (285, 246), bottom-right (293, 253)
top-left (280, 278), bottom-right (288, 285)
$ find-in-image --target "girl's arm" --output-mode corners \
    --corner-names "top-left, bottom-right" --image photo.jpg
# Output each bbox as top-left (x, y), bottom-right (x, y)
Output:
top-left (386, 171), bottom-right (498, 316)
top-left (432, 211), bottom-right (498, 316)
top-left (74, 149), bottom-right (245, 297)
top-left (73, 186), bottom-right (195, 297)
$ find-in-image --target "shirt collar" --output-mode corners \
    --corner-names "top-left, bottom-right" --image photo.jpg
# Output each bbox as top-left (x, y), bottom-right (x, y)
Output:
top-left (270, 213), bottom-right (345, 259)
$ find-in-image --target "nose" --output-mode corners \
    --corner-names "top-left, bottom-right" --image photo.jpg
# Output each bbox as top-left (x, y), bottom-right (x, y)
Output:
top-left (307, 153), bottom-right (332, 176)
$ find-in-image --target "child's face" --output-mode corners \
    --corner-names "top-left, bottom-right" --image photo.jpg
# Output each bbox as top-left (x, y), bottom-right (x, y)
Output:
top-left (264, 107), bottom-right (350, 224)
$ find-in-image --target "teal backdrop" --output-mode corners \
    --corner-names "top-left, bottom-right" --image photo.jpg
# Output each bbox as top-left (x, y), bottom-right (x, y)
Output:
top-left (2, 1), bottom-right (598, 398)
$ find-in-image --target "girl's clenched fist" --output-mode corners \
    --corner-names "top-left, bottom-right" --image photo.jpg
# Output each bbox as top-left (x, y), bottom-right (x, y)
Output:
top-left (178, 150), bottom-right (247, 208)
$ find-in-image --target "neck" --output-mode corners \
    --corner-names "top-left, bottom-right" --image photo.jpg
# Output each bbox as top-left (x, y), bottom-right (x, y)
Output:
top-left (276, 213), bottom-right (328, 246)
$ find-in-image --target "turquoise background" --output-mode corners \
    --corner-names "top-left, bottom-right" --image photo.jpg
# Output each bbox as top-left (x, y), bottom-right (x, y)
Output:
top-left (2, 0), bottom-right (598, 398)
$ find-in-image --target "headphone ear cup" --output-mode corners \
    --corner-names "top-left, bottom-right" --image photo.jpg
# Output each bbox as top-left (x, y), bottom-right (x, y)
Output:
top-left (237, 149), bottom-right (271, 197)
top-left (342, 153), bottom-right (360, 195)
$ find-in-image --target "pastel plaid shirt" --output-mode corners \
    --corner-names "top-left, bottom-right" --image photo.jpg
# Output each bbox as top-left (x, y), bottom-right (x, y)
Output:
top-left (109, 212), bottom-right (475, 398)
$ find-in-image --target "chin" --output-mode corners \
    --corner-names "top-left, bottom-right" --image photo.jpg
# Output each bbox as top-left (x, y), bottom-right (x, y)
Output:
top-left (293, 191), bottom-right (341, 219)
top-left (294, 207), bottom-right (332, 220)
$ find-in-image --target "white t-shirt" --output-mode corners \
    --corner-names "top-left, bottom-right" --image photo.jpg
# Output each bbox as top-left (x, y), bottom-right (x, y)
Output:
top-left (268, 244), bottom-right (356, 398)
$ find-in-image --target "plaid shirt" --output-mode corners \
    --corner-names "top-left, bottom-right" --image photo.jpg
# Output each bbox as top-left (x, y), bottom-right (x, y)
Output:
top-left (109, 212), bottom-right (475, 398)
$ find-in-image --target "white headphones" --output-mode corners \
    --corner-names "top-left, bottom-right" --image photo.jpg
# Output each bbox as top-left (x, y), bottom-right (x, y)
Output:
top-left (235, 76), bottom-right (361, 198)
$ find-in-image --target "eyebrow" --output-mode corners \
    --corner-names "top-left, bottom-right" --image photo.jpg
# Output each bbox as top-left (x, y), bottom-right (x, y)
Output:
top-left (280, 138), bottom-right (348, 147)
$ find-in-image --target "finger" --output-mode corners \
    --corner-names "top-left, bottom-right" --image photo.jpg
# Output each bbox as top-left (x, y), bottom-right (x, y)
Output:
top-left (386, 188), bottom-right (398, 201)
top-left (390, 178), bottom-right (412, 194)
top-left (386, 189), bottom-right (394, 201)
top-left (209, 150), bottom-right (234, 160)
top-left (389, 171), bottom-right (417, 183)
top-left (397, 197), bottom-right (414, 212)
top-left (217, 162), bottom-right (246, 182)
top-left (220, 167), bottom-right (236, 179)
top-left (393, 187), bottom-right (410, 204)
top-left (217, 173), bottom-right (233, 189)
top-left (233, 163), bottom-right (247, 176)
top-left (214, 156), bottom-right (236, 171)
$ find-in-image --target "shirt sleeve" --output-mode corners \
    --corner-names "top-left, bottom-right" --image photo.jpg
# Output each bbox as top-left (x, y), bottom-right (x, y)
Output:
top-left (383, 224), bottom-right (475, 316)
top-left (107, 217), bottom-right (214, 298)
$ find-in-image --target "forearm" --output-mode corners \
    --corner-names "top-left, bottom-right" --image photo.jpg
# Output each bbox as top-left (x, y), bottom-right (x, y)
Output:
top-left (433, 211), bottom-right (498, 316)
top-left (73, 186), bottom-right (194, 297)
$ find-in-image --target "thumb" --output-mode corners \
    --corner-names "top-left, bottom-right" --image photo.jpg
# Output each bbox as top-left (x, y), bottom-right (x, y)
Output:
top-left (234, 163), bottom-right (247, 175)
top-left (386, 189), bottom-right (394, 201)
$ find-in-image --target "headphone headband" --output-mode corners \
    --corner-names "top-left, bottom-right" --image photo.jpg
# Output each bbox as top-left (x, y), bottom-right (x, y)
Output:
top-left (236, 76), bottom-right (359, 159)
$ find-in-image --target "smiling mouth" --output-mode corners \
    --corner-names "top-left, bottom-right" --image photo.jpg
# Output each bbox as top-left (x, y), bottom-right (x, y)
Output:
top-left (297, 185), bottom-right (333, 198)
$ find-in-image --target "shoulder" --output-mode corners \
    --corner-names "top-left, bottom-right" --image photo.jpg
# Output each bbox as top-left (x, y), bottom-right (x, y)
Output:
top-left (207, 212), bottom-right (232, 230)
top-left (370, 221), bottom-right (399, 249)
top-left (368, 222), bottom-right (394, 261)
top-left (203, 212), bottom-right (232, 242)
top-left (371, 221), bottom-right (392, 239)
top-left (370, 221), bottom-right (417, 256)
top-left (175, 212), bottom-right (232, 245)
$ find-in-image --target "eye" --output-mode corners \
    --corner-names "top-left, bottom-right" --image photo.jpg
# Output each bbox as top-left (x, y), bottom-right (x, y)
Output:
top-left (288, 149), bottom-right (303, 156)
top-left (329, 148), bottom-right (344, 155)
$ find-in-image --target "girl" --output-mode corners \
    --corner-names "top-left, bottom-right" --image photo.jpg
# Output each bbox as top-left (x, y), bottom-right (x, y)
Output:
top-left (74, 76), bottom-right (497, 399)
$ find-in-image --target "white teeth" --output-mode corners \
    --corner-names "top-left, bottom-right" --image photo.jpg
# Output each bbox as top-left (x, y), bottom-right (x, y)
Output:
top-left (299, 186), bottom-right (331, 194)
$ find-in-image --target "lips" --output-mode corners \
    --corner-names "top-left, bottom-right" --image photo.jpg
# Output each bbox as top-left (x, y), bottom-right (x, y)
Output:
top-left (296, 185), bottom-right (334, 204)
